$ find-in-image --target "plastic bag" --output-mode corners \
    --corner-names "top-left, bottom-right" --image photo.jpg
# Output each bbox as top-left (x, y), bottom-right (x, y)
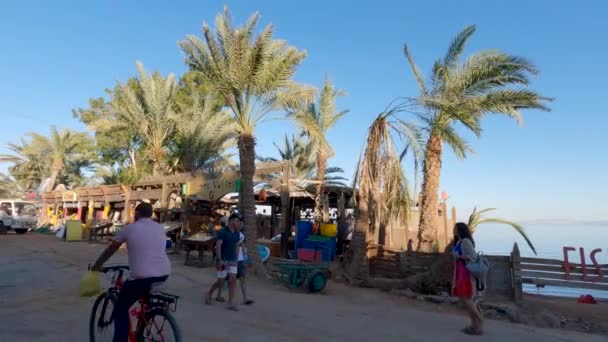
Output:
top-left (55, 225), bottom-right (65, 239)
top-left (79, 271), bottom-right (101, 297)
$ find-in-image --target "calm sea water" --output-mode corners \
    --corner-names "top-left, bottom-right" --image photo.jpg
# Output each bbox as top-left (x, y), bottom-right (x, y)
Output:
top-left (475, 223), bottom-right (608, 298)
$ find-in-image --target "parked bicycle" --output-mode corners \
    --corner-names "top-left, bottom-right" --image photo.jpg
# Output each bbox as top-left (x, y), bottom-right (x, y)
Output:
top-left (89, 265), bottom-right (182, 342)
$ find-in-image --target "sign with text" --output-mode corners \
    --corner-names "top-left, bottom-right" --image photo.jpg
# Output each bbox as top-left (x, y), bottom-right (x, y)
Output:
top-left (188, 176), bottom-right (238, 201)
top-left (563, 247), bottom-right (606, 281)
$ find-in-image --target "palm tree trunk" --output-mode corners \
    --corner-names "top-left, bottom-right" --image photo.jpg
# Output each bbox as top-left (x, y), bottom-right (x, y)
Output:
top-left (47, 166), bottom-right (62, 192)
top-left (314, 149), bottom-right (327, 222)
top-left (129, 148), bottom-right (137, 172)
top-left (152, 162), bottom-right (162, 176)
top-left (346, 191), bottom-right (370, 283)
top-left (413, 158), bottom-right (420, 205)
top-left (239, 133), bottom-right (262, 274)
top-left (280, 162), bottom-right (291, 258)
top-left (417, 134), bottom-right (443, 252)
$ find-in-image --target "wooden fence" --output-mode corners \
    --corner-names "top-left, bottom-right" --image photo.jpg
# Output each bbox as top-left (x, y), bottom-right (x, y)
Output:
top-left (368, 242), bottom-right (608, 300)
top-left (512, 244), bottom-right (608, 300)
top-left (368, 244), bottom-right (435, 278)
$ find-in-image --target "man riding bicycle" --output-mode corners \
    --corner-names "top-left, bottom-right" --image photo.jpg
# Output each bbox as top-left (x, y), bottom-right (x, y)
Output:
top-left (91, 202), bottom-right (171, 342)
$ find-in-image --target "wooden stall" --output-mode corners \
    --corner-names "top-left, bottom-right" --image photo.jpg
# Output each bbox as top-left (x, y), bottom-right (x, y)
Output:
top-left (41, 191), bottom-right (58, 225)
top-left (76, 187), bottom-right (89, 222)
top-left (62, 190), bottom-right (79, 219)
top-left (87, 187), bottom-right (106, 220)
top-left (184, 172), bottom-right (239, 234)
top-left (100, 184), bottom-right (127, 223)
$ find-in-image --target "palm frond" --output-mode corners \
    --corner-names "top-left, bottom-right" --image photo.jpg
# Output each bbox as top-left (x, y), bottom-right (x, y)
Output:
top-left (443, 25), bottom-right (476, 69)
top-left (403, 43), bottom-right (427, 95)
top-left (480, 218), bottom-right (536, 255)
top-left (467, 207), bottom-right (537, 255)
top-left (439, 125), bottom-right (473, 160)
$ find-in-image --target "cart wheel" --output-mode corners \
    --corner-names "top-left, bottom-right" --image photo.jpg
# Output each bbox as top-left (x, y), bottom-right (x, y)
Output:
top-left (306, 270), bottom-right (327, 293)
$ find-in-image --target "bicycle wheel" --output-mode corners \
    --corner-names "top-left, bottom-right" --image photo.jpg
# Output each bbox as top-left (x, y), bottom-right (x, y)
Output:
top-left (136, 308), bottom-right (181, 342)
top-left (89, 291), bottom-right (116, 342)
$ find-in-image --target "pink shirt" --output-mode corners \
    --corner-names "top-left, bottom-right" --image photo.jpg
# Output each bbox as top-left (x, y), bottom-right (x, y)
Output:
top-left (114, 218), bottom-right (171, 279)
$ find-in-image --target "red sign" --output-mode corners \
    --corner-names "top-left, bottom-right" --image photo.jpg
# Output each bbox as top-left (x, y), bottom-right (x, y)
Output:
top-left (563, 247), bottom-right (604, 281)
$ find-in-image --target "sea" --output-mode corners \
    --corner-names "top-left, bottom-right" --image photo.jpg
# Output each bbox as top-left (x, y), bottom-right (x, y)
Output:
top-left (474, 223), bottom-right (608, 299)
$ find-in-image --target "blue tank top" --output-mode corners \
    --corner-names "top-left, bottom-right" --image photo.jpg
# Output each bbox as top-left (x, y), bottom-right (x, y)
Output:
top-left (453, 240), bottom-right (463, 256)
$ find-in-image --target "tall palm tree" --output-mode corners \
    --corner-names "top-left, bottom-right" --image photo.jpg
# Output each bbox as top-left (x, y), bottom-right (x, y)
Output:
top-left (348, 103), bottom-right (421, 281)
top-left (180, 7), bottom-right (311, 271)
top-left (26, 127), bottom-right (92, 192)
top-left (106, 62), bottom-right (179, 176)
top-left (0, 139), bottom-right (48, 190)
top-left (467, 207), bottom-right (537, 255)
top-left (290, 79), bottom-right (348, 222)
top-left (403, 25), bottom-right (550, 252)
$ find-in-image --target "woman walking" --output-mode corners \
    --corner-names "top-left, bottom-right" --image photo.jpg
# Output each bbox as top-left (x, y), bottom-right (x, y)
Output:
top-left (452, 222), bottom-right (483, 335)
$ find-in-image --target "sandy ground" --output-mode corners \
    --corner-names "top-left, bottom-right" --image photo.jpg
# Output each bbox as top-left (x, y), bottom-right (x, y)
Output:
top-left (0, 234), bottom-right (605, 342)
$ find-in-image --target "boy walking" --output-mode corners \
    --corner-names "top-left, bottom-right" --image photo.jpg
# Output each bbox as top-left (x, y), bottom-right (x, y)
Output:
top-left (205, 213), bottom-right (241, 311)
top-left (236, 228), bottom-right (254, 305)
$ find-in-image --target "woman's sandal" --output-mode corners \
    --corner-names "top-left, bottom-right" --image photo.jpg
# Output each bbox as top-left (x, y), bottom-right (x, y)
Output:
top-left (215, 296), bottom-right (226, 303)
top-left (243, 299), bottom-right (255, 305)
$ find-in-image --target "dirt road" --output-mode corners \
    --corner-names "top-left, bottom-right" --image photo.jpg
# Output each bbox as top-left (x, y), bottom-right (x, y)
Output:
top-left (0, 234), bottom-right (603, 341)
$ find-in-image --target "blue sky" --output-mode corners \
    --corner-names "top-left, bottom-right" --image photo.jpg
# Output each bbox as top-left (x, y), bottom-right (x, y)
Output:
top-left (0, 0), bottom-right (606, 221)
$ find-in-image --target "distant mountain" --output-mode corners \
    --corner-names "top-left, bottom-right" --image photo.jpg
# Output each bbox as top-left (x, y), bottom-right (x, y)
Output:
top-left (520, 219), bottom-right (608, 226)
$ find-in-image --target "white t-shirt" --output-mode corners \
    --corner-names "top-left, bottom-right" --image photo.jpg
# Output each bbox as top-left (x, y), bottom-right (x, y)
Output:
top-left (114, 218), bottom-right (171, 279)
top-left (237, 232), bottom-right (247, 261)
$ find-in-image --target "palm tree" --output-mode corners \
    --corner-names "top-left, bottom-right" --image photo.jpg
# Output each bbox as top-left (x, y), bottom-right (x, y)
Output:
top-left (26, 127), bottom-right (92, 192)
top-left (94, 164), bottom-right (121, 185)
top-left (0, 173), bottom-right (21, 198)
top-left (258, 134), bottom-right (346, 188)
top-left (290, 79), bottom-right (348, 222)
top-left (347, 103), bottom-right (421, 281)
top-left (467, 207), bottom-right (537, 255)
top-left (169, 91), bottom-right (235, 173)
top-left (180, 7), bottom-right (311, 271)
top-left (106, 62), bottom-right (178, 176)
top-left (272, 134), bottom-right (316, 179)
top-left (73, 93), bottom-right (141, 173)
top-left (0, 139), bottom-right (48, 190)
top-left (403, 25), bottom-right (550, 252)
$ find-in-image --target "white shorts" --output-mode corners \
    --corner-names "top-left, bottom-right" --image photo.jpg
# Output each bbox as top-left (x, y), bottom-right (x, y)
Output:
top-left (216, 262), bottom-right (237, 278)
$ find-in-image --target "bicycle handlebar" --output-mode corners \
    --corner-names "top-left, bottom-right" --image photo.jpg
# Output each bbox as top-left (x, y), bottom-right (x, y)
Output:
top-left (88, 264), bottom-right (129, 273)
top-left (101, 265), bottom-right (129, 273)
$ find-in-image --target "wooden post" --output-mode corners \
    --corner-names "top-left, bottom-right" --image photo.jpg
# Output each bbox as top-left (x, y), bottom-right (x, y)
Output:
top-left (511, 243), bottom-right (523, 302)
top-left (338, 191), bottom-right (345, 233)
top-left (280, 162), bottom-right (291, 258)
top-left (122, 185), bottom-right (130, 224)
top-left (406, 239), bottom-right (413, 274)
top-left (441, 201), bottom-right (449, 250)
top-left (160, 182), bottom-right (168, 223)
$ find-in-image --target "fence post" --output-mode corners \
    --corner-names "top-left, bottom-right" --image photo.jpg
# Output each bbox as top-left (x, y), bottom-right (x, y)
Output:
top-left (405, 239), bottom-right (413, 275)
top-left (511, 243), bottom-right (523, 302)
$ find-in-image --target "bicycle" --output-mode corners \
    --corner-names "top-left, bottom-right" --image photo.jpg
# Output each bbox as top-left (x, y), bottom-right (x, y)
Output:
top-left (88, 265), bottom-right (182, 342)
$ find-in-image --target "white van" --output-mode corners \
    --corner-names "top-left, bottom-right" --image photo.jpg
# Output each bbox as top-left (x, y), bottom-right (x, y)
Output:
top-left (0, 199), bottom-right (38, 234)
